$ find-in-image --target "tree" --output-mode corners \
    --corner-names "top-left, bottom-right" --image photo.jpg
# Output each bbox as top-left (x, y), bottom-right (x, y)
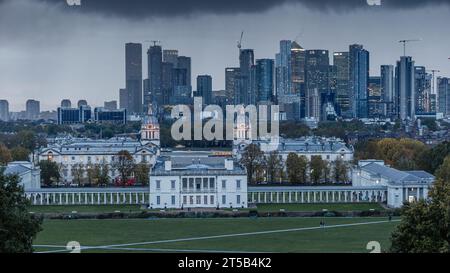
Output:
top-left (390, 177), bottom-right (450, 253)
top-left (0, 170), bottom-right (42, 253)
top-left (265, 151), bottom-right (284, 183)
top-left (0, 143), bottom-right (12, 165)
top-left (71, 163), bottom-right (85, 186)
top-left (98, 160), bottom-right (110, 186)
top-left (239, 144), bottom-right (264, 185)
top-left (111, 150), bottom-right (135, 184)
top-left (310, 156), bottom-right (325, 184)
top-left (286, 153), bottom-right (300, 184)
top-left (16, 130), bottom-right (36, 151)
top-left (375, 138), bottom-right (426, 170)
top-left (10, 147), bottom-right (30, 162)
top-left (322, 161), bottom-right (331, 183)
top-left (134, 163), bottom-right (150, 186)
top-left (38, 160), bottom-right (60, 186)
top-left (334, 158), bottom-right (349, 183)
top-left (297, 156), bottom-right (308, 184)
top-left (435, 156), bottom-right (450, 184)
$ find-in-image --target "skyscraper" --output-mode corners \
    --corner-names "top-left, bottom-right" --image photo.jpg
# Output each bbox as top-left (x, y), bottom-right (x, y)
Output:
top-left (196, 75), bottom-right (213, 105)
top-left (104, 101), bottom-right (118, 110)
top-left (437, 77), bottom-right (450, 116)
top-left (26, 99), bottom-right (40, 120)
top-left (349, 44), bottom-right (369, 119)
top-left (119, 88), bottom-right (129, 110)
top-left (177, 56), bottom-right (192, 89)
top-left (255, 59), bottom-right (274, 104)
top-left (125, 43), bottom-right (143, 114)
top-left (147, 44), bottom-right (162, 108)
top-left (368, 77), bottom-right (383, 118)
top-left (163, 50), bottom-right (179, 66)
top-left (414, 66), bottom-right (432, 114)
top-left (161, 62), bottom-right (174, 105)
top-left (333, 52), bottom-right (350, 117)
top-left (225, 67), bottom-right (240, 104)
top-left (237, 49), bottom-right (255, 105)
top-left (276, 40), bottom-right (292, 101)
top-left (395, 56), bottom-right (415, 120)
top-left (381, 65), bottom-right (395, 118)
top-left (291, 41), bottom-right (306, 119)
top-left (305, 50), bottom-right (330, 120)
top-left (0, 100), bottom-right (9, 121)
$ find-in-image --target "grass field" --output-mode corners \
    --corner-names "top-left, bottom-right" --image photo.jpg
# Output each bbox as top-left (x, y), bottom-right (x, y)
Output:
top-left (29, 203), bottom-right (385, 214)
top-left (34, 217), bottom-right (399, 253)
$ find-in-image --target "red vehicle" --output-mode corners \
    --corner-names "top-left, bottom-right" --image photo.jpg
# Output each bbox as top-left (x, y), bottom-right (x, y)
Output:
top-left (114, 177), bottom-right (136, 187)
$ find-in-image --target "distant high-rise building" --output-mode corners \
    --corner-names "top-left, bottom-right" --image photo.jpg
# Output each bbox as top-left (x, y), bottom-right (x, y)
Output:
top-left (177, 56), bottom-right (192, 89)
top-left (414, 66), bottom-right (432, 114)
top-left (349, 44), bottom-right (369, 119)
top-left (161, 62), bottom-right (174, 105)
top-left (395, 56), bottom-right (415, 120)
top-left (276, 40), bottom-right (292, 101)
top-left (26, 99), bottom-right (40, 120)
top-left (147, 44), bottom-right (162, 108)
top-left (0, 100), bottom-right (9, 121)
top-left (196, 75), bottom-right (213, 105)
top-left (368, 77), bottom-right (383, 118)
top-left (381, 65), bottom-right (395, 118)
top-left (255, 59), bottom-right (274, 104)
top-left (333, 52), bottom-right (350, 117)
top-left (104, 101), bottom-right (118, 110)
top-left (437, 77), bottom-right (450, 116)
top-left (225, 67), bottom-right (240, 104)
top-left (291, 41), bottom-right (306, 119)
top-left (305, 50), bottom-right (330, 120)
top-left (61, 99), bottom-right (72, 108)
top-left (237, 49), bottom-right (255, 105)
top-left (77, 100), bottom-right (88, 108)
top-left (163, 50), bottom-right (179, 66)
top-left (119, 88), bottom-right (129, 111)
top-left (125, 43), bottom-right (143, 114)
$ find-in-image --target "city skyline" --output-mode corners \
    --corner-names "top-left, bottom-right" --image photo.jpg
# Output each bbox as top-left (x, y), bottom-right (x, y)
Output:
top-left (1, 0), bottom-right (450, 111)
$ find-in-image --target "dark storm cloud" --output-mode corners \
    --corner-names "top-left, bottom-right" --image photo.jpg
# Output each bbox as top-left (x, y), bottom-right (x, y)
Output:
top-left (2, 0), bottom-right (450, 19)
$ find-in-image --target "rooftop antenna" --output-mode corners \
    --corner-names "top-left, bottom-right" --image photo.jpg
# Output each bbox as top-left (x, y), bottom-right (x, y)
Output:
top-left (399, 39), bottom-right (421, 56)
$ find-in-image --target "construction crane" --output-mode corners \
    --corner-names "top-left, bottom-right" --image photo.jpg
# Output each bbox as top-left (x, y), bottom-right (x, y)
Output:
top-left (399, 39), bottom-right (421, 56)
top-left (427, 69), bottom-right (441, 94)
top-left (237, 31), bottom-right (244, 51)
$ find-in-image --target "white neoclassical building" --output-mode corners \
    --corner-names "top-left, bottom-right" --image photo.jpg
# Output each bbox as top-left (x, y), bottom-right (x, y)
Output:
top-left (34, 110), bottom-right (161, 183)
top-left (149, 152), bottom-right (247, 209)
top-left (234, 136), bottom-right (354, 163)
top-left (4, 161), bottom-right (41, 190)
top-left (352, 160), bottom-right (435, 208)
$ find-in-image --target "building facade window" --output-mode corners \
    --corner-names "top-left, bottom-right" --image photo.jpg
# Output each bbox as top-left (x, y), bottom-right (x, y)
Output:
top-left (236, 180), bottom-right (241, 189)
top-left (237, 195), bottom-right (241, 204)
top-left (171, 195), bottom-right (176, 205)
top-left (156, 196), bottom-right (160, 205)
top-left (171, 180), bottom-right (176, 190)
top-left (156, 180), bottom-right (161, 190)
top-left (222, 195), bottom-right (226, 205)
top-left (222, 180), bottom-right (226, 189)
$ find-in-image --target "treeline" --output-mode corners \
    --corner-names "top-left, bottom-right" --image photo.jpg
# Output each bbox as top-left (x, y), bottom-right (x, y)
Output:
top-left (38, 150), bottom-right (150, 187)
top-left (355, 138), bottom-right (450, 175)
top-left (239, 144), bottom-right (350, 185)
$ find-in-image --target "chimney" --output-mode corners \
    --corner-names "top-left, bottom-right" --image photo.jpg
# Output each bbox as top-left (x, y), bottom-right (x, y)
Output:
top-left (165, 160), bottom-right (172, 171)
top-left (225, 159), bottom-right (234, 171)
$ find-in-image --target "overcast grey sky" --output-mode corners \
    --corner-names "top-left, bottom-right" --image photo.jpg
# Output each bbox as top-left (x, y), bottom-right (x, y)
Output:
top-left (1, 0), bottom-right (450, 111)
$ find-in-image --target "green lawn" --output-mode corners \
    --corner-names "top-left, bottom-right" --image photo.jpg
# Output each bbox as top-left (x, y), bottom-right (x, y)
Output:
top-left (34, 217), bottom-right (398, 253)
top-left (28, 205), bottom-right (143, 214)
top-left (29, 203), bottom-right (385, 214)
top-left (255, 203), bottom-right (385, 212)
